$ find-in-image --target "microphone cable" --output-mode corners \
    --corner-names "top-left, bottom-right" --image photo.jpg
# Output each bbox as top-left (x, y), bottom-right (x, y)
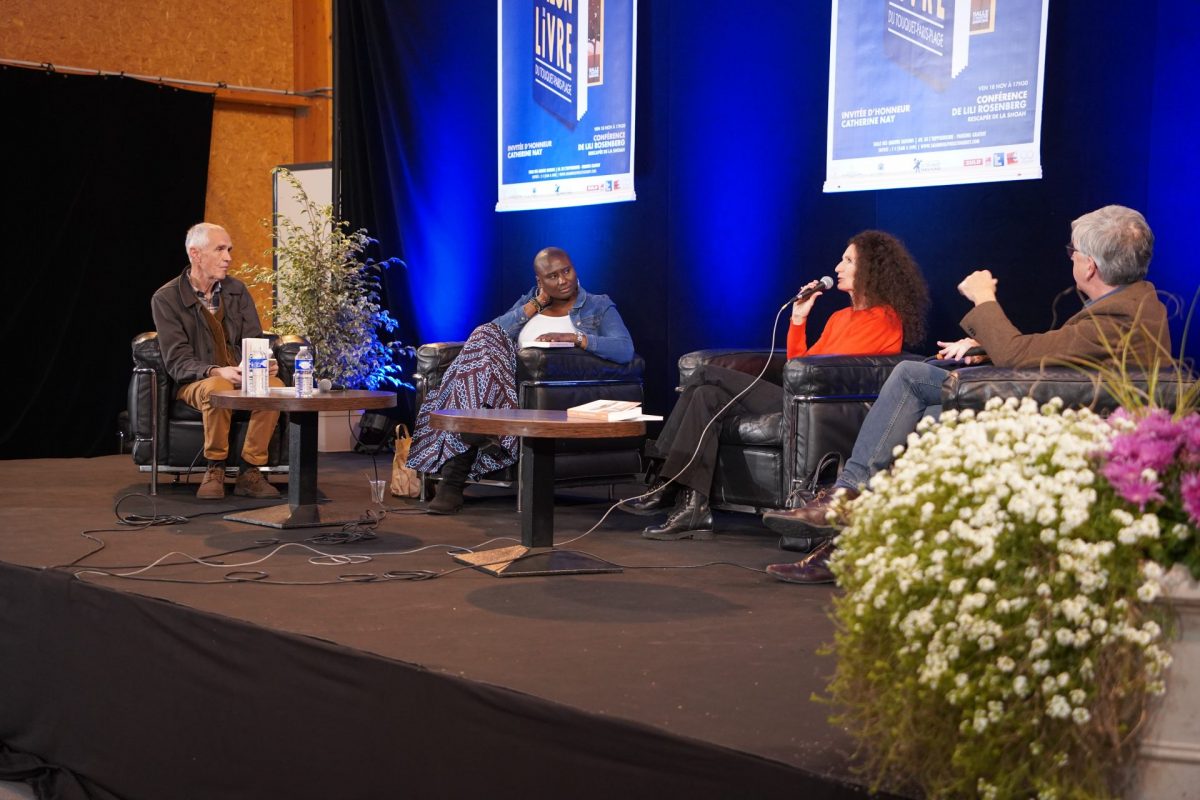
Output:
top-left (556, 296), bottom-right (796, 547)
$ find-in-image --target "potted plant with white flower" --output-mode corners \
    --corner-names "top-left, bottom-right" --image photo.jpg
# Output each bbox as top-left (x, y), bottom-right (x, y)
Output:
top-left (823, 396), bottom-right (1181, 799)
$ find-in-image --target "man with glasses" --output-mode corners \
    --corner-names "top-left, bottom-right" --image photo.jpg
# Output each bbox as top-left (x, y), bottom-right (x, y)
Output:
top-left (762, 205), bottom-right (1170, 584)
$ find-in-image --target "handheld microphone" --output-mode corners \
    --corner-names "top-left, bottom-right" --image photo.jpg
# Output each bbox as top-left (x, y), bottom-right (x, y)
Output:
top-left (794, 276), bottom-right (834, 301)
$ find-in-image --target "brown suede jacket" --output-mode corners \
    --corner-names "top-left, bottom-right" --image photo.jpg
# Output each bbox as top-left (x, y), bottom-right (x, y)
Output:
top-left (959, 280), bottom-right (1170, 368)
top-left (150, 267), bottom-right (265, 386)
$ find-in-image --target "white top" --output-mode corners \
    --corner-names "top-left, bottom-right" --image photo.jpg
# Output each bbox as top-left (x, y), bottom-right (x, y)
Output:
top-left (518, 313), bottom-right (577, 347)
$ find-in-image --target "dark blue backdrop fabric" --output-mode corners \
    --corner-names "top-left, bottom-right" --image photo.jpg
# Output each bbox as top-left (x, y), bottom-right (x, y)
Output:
top-left (336, 2), bottom-right (1199, 419)
top-left (0, 69), bottom-right (212, 459)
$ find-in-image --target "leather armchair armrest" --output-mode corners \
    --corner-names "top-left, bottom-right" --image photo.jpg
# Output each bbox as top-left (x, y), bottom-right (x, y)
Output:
top-left (132, 331), bottom-right (165, 372)
top-left (415, 341), bottom-right (464, 378)
top-left (130, 331), bottom-right (170, 461)
top-left (941, 366), bottom-right (1196, 414)
top-left (517, 348), bottom-right (645, 383)
top-left (412, 341), bottom-right (466, 399)
top-left (272, 334), bottom-right (308, 384)
top-left (940, 366), bottom-right (1088, 411)
top-left (677, 349), bottom-right (786, 387)
top-left (782, 353), bottom-right (923, 398)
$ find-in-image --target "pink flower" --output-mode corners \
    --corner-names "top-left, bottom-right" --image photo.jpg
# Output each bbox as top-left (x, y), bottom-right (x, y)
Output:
top-left (1102, 460), bottom-right (1164, 509)
top-left (1104, 409), bottom-right (1182, 478)
top-left (1179, 413), bottom-right (1200, 466)
top-left (1182, 472), bottom-right (1200, 526)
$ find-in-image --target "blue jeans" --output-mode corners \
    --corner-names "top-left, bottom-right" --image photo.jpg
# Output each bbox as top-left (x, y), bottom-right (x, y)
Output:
top-left (836, 361), bottom-right (949, 491)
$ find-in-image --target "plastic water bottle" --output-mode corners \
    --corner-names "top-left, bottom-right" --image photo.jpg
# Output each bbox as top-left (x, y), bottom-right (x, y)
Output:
top-left (246, 350), bottom-right (269, 396)
top-left (294, 346), bottom-right (314, 397)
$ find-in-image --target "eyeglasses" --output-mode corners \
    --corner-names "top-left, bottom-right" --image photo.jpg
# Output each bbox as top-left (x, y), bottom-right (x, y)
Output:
top-left (1065, 244), bottom-right (1088, 258)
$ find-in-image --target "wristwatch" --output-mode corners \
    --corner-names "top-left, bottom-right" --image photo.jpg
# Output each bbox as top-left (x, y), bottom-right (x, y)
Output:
top-left (575, 331), bottom-right (584, 348)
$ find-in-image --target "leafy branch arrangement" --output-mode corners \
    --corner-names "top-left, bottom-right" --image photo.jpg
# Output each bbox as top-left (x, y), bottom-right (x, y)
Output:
top-left (247, 167), bottom-right (410, 390)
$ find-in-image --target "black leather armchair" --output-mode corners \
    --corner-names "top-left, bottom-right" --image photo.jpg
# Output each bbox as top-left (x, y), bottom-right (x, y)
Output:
top-left (674, 349), bottom-right (924, 512)
top-left (942, 366), bottom-right (1195, 414)
top-left (412, 342), bottom-right (647, 500)
top-left (129, 332), bottom-right (304, 494)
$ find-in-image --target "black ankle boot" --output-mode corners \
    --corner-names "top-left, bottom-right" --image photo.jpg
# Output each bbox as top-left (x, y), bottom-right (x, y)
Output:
top-left (428, 450), bottom-right (474, 514)
top-left (642, 489), bottom-right (714, 540)
top-left (619, 479), bottom-right (679, 516)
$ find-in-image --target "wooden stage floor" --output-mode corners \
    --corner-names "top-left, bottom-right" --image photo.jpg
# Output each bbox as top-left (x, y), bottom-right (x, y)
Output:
top-left (0, 453), bottom-right (905, 799)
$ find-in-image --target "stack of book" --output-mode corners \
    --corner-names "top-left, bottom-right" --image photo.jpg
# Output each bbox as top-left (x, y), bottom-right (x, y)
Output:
top-left (566, 400), bottom-right (662, 421)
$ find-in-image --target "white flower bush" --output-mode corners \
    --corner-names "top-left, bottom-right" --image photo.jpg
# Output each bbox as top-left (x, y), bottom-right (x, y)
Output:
top-left (826, 397), bottom-right (1172, 799)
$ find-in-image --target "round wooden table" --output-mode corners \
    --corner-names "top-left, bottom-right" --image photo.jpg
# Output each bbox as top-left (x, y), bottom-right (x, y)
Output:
top-left (431, 409), bottom-right (646, 576)
top-left (212, 388), bottom-right (396, 528)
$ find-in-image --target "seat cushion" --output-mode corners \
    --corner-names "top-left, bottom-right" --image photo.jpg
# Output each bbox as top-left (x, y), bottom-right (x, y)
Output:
top-left (170, 399), bottom-right (203, 422)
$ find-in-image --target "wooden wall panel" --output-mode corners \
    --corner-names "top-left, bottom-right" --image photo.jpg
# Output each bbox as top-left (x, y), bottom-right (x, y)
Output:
top-left (207, 103), bottom-right (296, 307)
top-left (293, 0), bottom-right (333, 162)
top-left (0, 0), bottom-right (331, 314)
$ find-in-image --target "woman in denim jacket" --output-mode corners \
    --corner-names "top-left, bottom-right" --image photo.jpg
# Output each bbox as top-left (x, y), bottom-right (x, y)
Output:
top-left (407, 247), bottom-right (635, 513)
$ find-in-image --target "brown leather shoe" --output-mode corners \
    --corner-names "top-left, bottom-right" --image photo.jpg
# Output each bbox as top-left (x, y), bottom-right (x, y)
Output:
top-left (196, 465), bottom-right (227, 500)
top-left (765, 538), bottom-right (837, 584)
top-left (761, 487), bottom-right (859, 537)
top-left (234, 466), bottom-right (280, 499)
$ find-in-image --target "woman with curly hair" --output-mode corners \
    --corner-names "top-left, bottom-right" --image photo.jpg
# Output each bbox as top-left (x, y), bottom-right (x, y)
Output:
top-left (622, 230), bottom-right (929, 540)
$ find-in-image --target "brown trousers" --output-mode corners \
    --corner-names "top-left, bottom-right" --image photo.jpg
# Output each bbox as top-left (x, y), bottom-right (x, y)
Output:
top-left (176, 376), bottom-right (285, 465)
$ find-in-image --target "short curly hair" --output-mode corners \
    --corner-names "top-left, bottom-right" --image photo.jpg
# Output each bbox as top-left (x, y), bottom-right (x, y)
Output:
top-left (848, 230), bottom-right (930, 347)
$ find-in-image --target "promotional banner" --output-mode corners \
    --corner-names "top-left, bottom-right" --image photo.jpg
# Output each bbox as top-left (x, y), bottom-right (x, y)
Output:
top-left (825, 0), bottom-right (1049, 192)
top-left (497, 0), bottom-right (637, 211)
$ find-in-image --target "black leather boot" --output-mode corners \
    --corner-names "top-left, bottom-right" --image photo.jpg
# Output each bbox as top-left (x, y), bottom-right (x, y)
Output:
top-left (427, 449), bottom-right (474, 514)
top-left (642, 489), bottom-right (714, 540)
top-left (618, 479), bottom-right (679, 516)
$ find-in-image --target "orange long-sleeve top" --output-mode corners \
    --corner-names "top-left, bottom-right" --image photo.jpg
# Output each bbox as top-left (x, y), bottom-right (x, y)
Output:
top-left (787, 304), bottom-right (903, 359)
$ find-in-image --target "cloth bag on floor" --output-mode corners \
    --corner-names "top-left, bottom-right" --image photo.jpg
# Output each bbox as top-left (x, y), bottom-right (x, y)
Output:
top-left (389, 424), bottom-right (422, 497)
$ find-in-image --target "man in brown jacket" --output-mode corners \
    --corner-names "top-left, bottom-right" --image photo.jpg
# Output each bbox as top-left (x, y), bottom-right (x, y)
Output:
top-left (762, 205), bottom-right (1170, 583)
top-left (151, 223), bottom-right (283, 500)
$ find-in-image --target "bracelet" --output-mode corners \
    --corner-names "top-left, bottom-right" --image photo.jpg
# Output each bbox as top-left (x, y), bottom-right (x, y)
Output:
top-left (575, 331), bottom-right (585, 348)
top-left (530, 296), bottom-right (547, 312)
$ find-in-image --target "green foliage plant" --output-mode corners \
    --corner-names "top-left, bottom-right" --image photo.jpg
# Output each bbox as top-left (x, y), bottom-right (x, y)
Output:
top-left (247, 167), bottom-right (404, 390)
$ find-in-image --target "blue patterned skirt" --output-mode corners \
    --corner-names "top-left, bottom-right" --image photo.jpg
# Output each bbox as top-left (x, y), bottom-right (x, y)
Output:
top-left (406, 323), bottom-right (520, 479)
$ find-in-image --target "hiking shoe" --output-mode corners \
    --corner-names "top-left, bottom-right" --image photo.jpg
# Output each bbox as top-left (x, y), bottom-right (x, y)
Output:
top-left (234, 467), bottom-right (280, 499)
top-left (197, 465), bottom-right (227, 500)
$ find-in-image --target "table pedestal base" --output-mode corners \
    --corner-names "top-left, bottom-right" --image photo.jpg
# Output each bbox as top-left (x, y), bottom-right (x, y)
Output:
top-left (224, 503), bottom-right (357, 529)
top-left (452, 545), bottom-right (622, 578)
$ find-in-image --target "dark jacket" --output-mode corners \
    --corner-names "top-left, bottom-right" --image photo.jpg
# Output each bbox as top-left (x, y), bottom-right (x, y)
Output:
top-left (960, 280), bottom-right (1170, 368)
top-left (151, 267), bottom-right (265, 386)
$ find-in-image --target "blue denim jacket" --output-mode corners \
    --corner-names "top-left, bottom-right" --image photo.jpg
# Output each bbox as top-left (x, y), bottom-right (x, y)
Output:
top-left (491, 286), bottom-right (635, 364)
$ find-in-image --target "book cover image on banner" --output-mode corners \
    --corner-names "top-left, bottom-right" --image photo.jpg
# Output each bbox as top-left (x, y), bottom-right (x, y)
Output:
top-left (825, 0), bottom-right (1049, 192)
top-left (498, 0), bottom-right (637, 211)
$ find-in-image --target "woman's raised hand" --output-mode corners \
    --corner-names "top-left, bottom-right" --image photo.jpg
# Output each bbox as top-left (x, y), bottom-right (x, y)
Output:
top-left (791, 280), bottom-right (824, 321)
